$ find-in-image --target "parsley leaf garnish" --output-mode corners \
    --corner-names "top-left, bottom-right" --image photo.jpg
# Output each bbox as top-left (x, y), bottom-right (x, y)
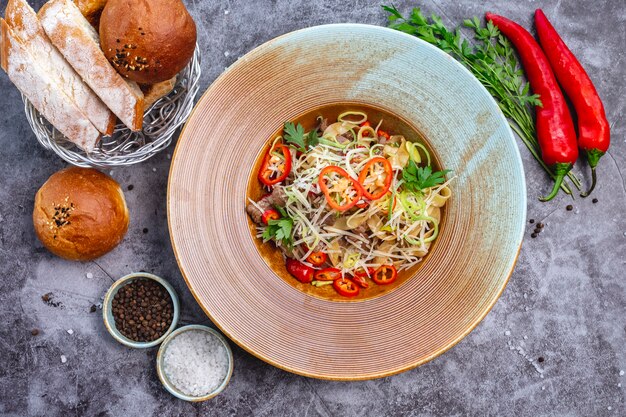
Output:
top-left (307, 129), bottom-right (320, 148)
top-left (283, 122), bottom-right (306, 152)
top-left (283, 121), bottom-right (320, 152)
top-left (262, 206), bottom-right (294, 247)
top-left (402, 159), bottom-right (451, 193)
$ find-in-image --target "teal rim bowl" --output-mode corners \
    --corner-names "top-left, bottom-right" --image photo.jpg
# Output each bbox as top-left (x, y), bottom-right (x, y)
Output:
top-left (102, 272), bottom-right (180, 348)
top-left (156, 325), bottom-right (234, 402)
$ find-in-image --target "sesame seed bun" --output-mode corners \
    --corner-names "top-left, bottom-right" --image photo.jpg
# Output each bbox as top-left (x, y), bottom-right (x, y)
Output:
top-left (33, 167), bottom-right (129, 261)
top-left (99, 0), bottom-right (196, 84)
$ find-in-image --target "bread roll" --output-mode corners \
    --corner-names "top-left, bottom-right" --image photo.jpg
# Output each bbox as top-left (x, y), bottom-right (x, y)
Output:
top-left (33, 167), bottom-right (129, 261)
top-left (99, 0), bottom-right (196, 84)
top-left (75, 0), bottom-right (108, 28)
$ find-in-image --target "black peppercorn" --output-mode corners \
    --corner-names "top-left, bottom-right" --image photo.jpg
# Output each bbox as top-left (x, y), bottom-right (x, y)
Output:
top-left (111, 279), bottom-right (173, 342)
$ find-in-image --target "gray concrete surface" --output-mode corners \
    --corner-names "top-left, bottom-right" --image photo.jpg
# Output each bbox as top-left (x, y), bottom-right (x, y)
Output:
top-left (1, 0), bottom-right (625, 416)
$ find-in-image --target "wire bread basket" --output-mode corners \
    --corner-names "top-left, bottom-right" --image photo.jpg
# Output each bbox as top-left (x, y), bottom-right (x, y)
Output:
top-left (23, 47), bottom-right (201, 168)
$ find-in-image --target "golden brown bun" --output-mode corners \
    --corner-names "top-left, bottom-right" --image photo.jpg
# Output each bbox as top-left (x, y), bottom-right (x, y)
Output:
top-left (99, 0), bottom-right (196, 84)
top-left (74, 0), bottom-right (108, 28)
top-left (33, 167), bottom-right (129, 261)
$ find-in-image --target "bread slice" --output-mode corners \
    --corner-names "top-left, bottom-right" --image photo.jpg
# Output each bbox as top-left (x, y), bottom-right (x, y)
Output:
top-left (4, 0), bottom-right (115, 135)
top-left (1, 18), bottom-right (101, 152)
top-left (141, 76), bottom-right (177, 108)
top-left (74, 0), bottom-right (108, 28)
top-left (39, 0), bottom-right (145, 131)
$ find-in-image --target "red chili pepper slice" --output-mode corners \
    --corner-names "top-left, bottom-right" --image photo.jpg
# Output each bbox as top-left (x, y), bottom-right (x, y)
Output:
top-left (358, 157), bottom-right (393, 201)
top-left (360, 121), bottom-right (372, 137)
top-left (261, 209), bottom-right (280, 225)
top-left (351, 271), bottom-right (370, 289)
top-left (314, 268), bottom-right (341, 281)
top-left (534, 9), bottom-right (610, 197)
top-left (286, 258), bottom-right (314, 283)
top-left (258, 144), bottom-right (292, 187)
top-left (354, 267), bottom-right (375, 279)
top-left (306, 251), bottom-right (327, 267)
top-left (318, 166), bottom-right (364, 212)
top-left (333, 277), bottom-right (360, 297)
top-left (372, 265), bottom-right (397, 285)
top-left (355, 200), bottom-right (369, 209)
top-left (377, 130), bottom-right (390, 140)
top-left (486, 13), bottom-right (578, 202)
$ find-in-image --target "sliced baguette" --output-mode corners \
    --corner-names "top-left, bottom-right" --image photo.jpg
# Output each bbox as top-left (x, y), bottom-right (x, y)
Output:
top-left (4, 0), bottom-right (115, 135)
top-left (141, 76), bottom-right (177, 108)
top-left (39, 0), bottom-right (144, 131)
top-left (1, 18), bottom-right (101, 152)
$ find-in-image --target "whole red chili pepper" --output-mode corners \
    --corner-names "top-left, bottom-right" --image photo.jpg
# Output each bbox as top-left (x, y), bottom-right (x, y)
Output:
top-left (486, 13), bottom-right (578, 202)
top-left (534, 9), bottom-right (610, 197)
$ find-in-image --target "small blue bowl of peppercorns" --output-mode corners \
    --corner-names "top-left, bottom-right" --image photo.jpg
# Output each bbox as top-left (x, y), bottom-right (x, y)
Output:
top-left (103, 272), bottom-right (180, 348)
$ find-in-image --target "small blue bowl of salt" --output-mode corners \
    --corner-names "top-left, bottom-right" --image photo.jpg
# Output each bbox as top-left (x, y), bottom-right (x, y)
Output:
top-left (156, 325), bottom-right (233, 401)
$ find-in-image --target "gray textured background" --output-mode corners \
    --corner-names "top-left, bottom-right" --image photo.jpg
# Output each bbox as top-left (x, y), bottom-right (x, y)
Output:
top-left (1, 0), bottom-right (625, 416)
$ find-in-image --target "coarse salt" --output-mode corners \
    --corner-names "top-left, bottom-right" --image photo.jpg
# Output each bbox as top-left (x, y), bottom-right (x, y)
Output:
top-left (86, 272), bottom-right (93, 279)
top-left (67, 329), bottom-right (74, 335)
top-left (620, 370), bottom-right (625, 376)
top-left (60, 355), bottom-right (67, 363)
top-left (505, 330), bottom-right (511, 336)
top-left (163, 330), bottom-right (229, 397)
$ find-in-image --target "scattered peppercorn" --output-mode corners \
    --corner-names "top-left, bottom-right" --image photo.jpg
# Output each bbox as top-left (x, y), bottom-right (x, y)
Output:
top-left (531, 233), bottom-right (537, 238)
top-left (127, 184), bottom-right (134, 191)
top-left (90, 304), bottom-right (97, 313)
top-left (538, 357), bottom-right (545, 363)
top-left (31, 328), bottom-right (39, 336)
top-left (537, 223), bottom-right (544, 229)
top-left (592, 198), bottom-right (598, 204)
top-left (566, 204), bottom-right (573, 211)
top-left (143, 228), bottom-right (148, 234)
top-left (529, 219), bottom-right (535, 224)
top-left (41, 292), bottom-right (62, 307)
top-left (534, 228), bottom-right (542, 234)
top-left (111, 279), bottom-right (173, 342)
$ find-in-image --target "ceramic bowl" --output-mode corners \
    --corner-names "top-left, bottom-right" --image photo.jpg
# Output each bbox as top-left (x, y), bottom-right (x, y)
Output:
top-left (156, 325), bottom-right (234, 401)
top-left (167, 24), bottom-right (526, 380)
top-left (102, 272), bottom-right (180, 348)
